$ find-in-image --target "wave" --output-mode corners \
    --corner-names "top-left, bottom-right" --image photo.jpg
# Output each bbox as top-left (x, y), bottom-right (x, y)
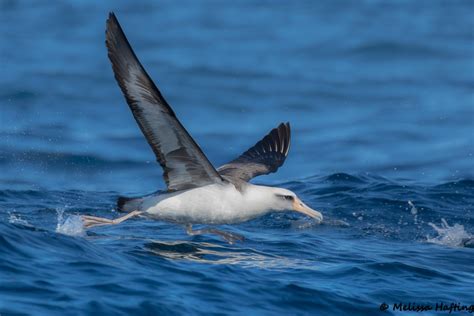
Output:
top-left (1, 173), bottom-right (472, 249)
top-left (0, 174), bottom-right (472, 315)
top-left (346, 40), bottom-right (451, 59)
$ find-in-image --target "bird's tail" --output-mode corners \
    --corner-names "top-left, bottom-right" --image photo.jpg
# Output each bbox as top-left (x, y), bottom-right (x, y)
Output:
top-left (117, 196), bottom-right (143, 212)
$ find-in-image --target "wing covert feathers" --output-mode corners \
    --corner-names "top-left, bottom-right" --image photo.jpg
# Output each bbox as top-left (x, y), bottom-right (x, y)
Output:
top-left (217, 122), bottom-right (291, 182)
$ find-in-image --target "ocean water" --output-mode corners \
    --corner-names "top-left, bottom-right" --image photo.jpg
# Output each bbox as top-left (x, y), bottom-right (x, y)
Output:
top-left (1, 1), bottom-right (473, 315)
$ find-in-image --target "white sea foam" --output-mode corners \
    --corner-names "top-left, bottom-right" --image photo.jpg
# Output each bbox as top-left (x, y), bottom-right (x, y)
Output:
top-left (8, 212), bottom-right (31, 226)
top-left (408, 200), bottom-right (418, 215)
top-left (408, 200), bottom-right (419, 224)
top-left (55, 208), bottom-right (85, 237)
top-left (427, 218), bottom-right (473, 247)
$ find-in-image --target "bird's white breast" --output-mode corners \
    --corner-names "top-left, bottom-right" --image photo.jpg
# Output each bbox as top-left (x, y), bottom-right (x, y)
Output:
top-left (140, 183), bottom-right (271, 224)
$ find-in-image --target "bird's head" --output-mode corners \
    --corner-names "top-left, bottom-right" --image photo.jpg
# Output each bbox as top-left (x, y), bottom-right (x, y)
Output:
top-left (269, 187), bottom-right (323, 223)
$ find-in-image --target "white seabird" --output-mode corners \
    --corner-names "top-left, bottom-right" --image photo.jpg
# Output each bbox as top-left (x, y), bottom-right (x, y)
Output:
top-left (81, 13), bottom-right (323, 243)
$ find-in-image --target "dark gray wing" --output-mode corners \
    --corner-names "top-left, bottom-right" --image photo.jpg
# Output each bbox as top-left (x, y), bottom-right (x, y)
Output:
top-left (217, 122), bottom-right (291, 182)
top-left (106, 13), bottom-right (223, 191)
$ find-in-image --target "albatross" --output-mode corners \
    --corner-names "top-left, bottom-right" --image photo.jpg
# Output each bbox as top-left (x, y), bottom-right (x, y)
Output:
top-left (82, 13), bottom-right (323, 243)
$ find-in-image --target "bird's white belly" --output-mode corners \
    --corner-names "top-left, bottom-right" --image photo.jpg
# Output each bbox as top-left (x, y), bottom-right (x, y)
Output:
top-left (140, 184), bottom-right (267, 224)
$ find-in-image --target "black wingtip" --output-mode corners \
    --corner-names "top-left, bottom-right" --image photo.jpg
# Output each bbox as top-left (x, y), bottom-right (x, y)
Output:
top-left (107, 12), bottom-right (124, 36)
top-left (106, 12), bottom-right (116, 30)
top-left (106, 12), bottom-right (120, 33)
top-left (277, 122), bottom-right (291, 130)
top-left (106, 12), bottom-right (117, 43)
top-left (277, 122), bottom-right (291, 145)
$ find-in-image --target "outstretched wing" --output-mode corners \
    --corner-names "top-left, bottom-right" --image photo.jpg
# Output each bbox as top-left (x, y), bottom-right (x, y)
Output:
top-left (217, 122), bottom-right (291, 182)
top-left (106, 13), bottom-right (223, 191)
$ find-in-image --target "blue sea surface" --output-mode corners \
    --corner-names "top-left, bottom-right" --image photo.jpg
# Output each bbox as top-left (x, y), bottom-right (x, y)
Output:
top-left (1, 1), bottom-right (473, 315)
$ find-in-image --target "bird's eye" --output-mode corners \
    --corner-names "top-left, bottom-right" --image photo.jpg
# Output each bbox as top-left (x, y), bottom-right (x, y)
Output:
top-left (276, 194), bottom-right (295, 201)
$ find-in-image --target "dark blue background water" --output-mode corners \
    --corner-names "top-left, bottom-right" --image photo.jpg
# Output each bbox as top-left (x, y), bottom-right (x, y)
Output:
top-left (1, 1), bottom-right (473, 315)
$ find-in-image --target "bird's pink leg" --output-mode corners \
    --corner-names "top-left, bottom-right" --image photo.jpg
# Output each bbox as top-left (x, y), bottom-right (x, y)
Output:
top-left (81, 210), bottom-right (143, 229)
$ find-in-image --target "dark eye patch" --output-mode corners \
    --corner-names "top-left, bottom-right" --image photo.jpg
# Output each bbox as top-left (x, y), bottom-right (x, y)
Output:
top-left (276, 194), bottom-right (294, 201)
